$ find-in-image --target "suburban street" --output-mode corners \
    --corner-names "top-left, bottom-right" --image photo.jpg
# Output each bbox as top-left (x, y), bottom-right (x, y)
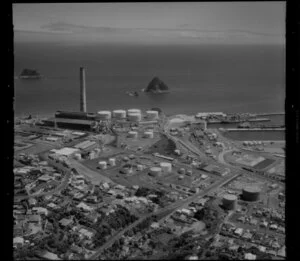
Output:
top-left (87, 172), bottom-right (241, 260)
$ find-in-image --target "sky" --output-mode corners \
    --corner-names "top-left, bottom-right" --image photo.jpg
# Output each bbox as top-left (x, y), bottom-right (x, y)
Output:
top-left (13, 2), bottom-right (285, 45)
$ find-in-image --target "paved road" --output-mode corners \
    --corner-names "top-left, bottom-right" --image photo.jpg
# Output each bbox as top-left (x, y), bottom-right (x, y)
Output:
top-left (87, 172), bottom-right (240, 260)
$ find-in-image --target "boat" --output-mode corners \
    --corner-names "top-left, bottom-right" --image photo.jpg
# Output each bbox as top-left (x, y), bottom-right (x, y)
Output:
top-left (126, 91), bottom-right (139, 97)
top-left (19, 69), bottom-right (43, 79)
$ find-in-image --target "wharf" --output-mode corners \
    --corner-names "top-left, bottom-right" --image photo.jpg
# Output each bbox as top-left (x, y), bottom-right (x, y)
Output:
top-left (226, 128), bottom-right (285, 131)
top-left (208, 118), bottom-right (270, 124)
top-left (253, 112), bottom-right (285, 116)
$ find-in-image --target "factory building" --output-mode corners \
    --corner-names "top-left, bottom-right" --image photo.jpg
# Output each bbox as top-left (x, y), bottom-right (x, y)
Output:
top-left (222, 194), bottom-right (237, 210)
top-left (50, 147), bottom-right (79, 158)
top-left (43, 117), bottom-right (93, 131)
top-left (242, 186), bottom-right (261, 201)
top-left (74, 140), bottom-right (97, 151)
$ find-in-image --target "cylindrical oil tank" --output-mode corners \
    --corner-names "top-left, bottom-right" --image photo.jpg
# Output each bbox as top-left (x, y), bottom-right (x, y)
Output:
top-left (178, 175), bottom-right (184, 180)
top-left (128, 113), bottom-right (142, 122)
top-left (144, 131), bottom-right (154, 139)
top-left (186, 170), bottom-right (193, 176)
top-left (108, 158), bottom-right (116, 166)
top-left (149, 167), bottom-right (162, 177)
top-left (222, 194), bottom-right (237, 210)
top-left (98, 161), bottom-right (107, 169)
top-left (160, 162), bottom-right (172, 173)
top-left (242, 186), bottom-right (261, 201)
top-left (122, 156), bottom-right (129, 162)
top-left (112, 110), bottom-right (126, 119)
top-left (128, 131), bottom-right (138, 138)
top-left (146, 110), bottom-right (159, 120)
top-left (127, 109), bottom-right (141, 114)
top-left (178, 168), bottom-right (186, 175)
top-left (97, 111), bottom-right (112, 120)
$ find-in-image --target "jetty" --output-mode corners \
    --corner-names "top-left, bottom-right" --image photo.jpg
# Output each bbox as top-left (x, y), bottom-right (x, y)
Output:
top-left (226, 128), bottom-right (285, 131)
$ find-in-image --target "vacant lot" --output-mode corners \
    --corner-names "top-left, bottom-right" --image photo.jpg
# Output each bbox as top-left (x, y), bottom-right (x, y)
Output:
top-left (145, 135), bottom-right (177, 156)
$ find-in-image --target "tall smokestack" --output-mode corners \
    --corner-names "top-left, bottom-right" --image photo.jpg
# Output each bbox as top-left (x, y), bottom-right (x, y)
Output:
top-left (80, 67), bottom-right (87, 112)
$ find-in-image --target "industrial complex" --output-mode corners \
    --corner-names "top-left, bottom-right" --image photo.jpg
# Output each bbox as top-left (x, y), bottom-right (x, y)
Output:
top-left (13, 67), bottom-right (285, 260)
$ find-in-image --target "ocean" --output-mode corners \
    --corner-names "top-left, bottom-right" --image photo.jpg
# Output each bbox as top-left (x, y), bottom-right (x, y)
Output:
top-left (13, 43), bottom-right (285, 117)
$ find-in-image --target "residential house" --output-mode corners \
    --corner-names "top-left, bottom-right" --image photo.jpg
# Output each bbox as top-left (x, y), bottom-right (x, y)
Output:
top-left (78, 228), bottom-right (94, 240)
top-left (59, 218), bottom-right (74, 228)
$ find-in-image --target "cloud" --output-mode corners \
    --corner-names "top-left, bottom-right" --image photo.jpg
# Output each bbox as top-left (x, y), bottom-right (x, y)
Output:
top-left (40, 22), bottom-right (132, 34)
top-left (15, 21), bottom-right (284, 45)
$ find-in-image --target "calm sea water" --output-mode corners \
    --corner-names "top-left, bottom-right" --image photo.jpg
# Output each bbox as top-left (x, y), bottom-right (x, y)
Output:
top-left (223, 130), bottom-right (285, 141)
top-left (14, 43), bottom-right (285, 117)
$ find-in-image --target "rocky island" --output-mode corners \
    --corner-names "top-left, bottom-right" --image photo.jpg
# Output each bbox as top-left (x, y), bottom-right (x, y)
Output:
top-left (144, 77), bottom-right (170, 93)
top-left (19, 69), bottom-right (43, 79)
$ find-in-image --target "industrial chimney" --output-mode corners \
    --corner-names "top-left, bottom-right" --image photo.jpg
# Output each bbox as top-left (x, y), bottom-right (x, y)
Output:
top-left (80, 67), bottom-right (87, 112)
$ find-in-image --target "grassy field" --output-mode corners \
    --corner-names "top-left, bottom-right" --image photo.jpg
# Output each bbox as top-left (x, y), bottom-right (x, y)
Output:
top-left (15, 141), bottom-right (56, 155)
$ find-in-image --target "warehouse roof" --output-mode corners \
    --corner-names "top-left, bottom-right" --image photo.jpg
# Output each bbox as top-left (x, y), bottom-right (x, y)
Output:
top-left (51, 147), bottom-right (79, 156)
top-left (44, 117), bottom-right (93, 125)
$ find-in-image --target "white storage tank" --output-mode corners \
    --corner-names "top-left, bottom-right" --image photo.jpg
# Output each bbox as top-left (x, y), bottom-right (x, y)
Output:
top-left (186, 170), bottom-right (193, 176)
top-left (160, 162), bottom-right (172, 173)
top-left (128, 113), bottom-right (142, 122)
top-left (127, 109), bottom-right (141, 114)
top-left (178, 175), bottom-right (184, 180)
top-left (149, 167), bottom-right (162, 177)
top-left (97, 111), bottom-right (112, 120)
top-left (174, 149), bottom-right (181, 155)
top-left (128, 131), bottom-right (138, 138)
top-left (144, 131), bottom-right (154, 139)
top-left (178, 168), bottom-right (186, 175)
top-left (137, 164), bottom-right (144, 171)
top-left (74, 153), bottom-right (82, 160)
top-left (108, 158), bottom-right (116, 166)
top-left (98, 161), bottom-right (107, 169)
top-left (112, 109), bottom-right (126, 119)
top-left (146, 110), bottom-right (159, 120)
